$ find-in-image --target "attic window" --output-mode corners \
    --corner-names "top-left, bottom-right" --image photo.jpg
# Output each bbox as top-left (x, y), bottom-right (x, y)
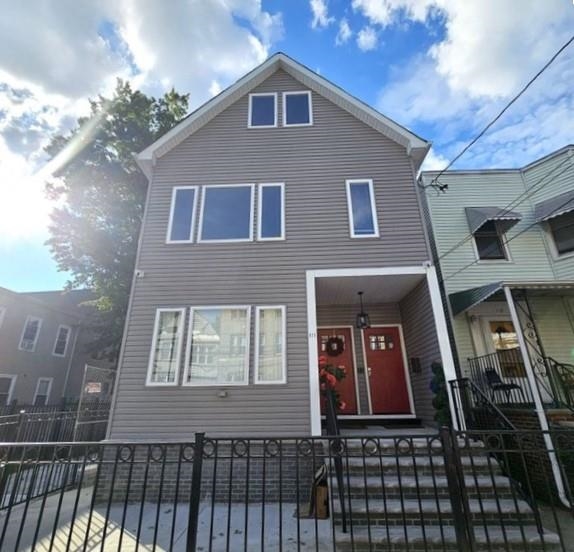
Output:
top-left (283, 91), bottom-right (312, 126)
top-left (248, 93), bottom-right (277, 128)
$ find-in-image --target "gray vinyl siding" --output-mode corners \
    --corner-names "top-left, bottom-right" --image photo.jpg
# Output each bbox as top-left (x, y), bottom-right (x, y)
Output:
top-left (316, 303), bottom-right (402, 416)
top-left (399, 280), bottom-right (441, 425)
top-left (109, 69), bottom-right (431, 439)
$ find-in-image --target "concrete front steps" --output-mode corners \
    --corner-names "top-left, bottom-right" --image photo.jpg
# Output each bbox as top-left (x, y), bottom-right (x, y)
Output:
top-left (330, 437), bottom-right (561, 551)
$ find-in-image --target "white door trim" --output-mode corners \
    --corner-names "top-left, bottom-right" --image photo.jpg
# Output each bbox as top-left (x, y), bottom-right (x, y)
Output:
top-left (318, 326), bottom-right (360, 415)
top-left (360, 324), bottom-right (415, 416)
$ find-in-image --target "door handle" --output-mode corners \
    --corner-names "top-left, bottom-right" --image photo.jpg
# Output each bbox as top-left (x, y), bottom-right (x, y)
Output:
top-left (367, 367), bottom-right (372, 377)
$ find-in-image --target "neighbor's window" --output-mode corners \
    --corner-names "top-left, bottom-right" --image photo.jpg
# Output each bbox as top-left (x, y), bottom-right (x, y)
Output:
top-left (283, 91), bottom-right (312, 126)
top-left (147, 308), bottom-right (185, 385)
top-left (258, 183), bottom-right (284, 240)
top-left (0, 376), bottom-right (15, 405)
top-left (19, 316), bottom-right (42, 352)
top-left (249, 93), bottom-right (277, 128)
top-left (548, 211), bottom-right (574, 255)
top-left (185, 307), bottom-right (250, 385)
top-left (0, 306), bottom-right (6, 329)
top-left (474, 221), bottom-right (507, 260)
top-left (33, 378), bottom-right (53, 406)
top-left (199, 185), bottom-right (254, 242)
top-left (52, 325), bottom-right (71, 357)
top-left (255, 306), bottom-right (286, 384)
top-left (167, 186), bottom-right (197, 243)
top-left (346, 179), bottom-right (379, 238)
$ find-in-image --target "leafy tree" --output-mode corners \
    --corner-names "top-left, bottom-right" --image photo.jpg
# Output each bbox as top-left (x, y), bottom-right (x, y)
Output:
top-left (46, 80), bottom-right (189, 360)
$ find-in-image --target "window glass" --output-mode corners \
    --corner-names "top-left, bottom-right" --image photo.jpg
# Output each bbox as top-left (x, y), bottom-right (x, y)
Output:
top-left (260, 185), bottom-right (283, 239)
top-left (250, 94), bottom-right (276, 127)
top-left (53, 326), bottom-right (70, 356)
top-left (549, 211), bottom-right (574, 255)
top-left (474, 221), bottom-right (506, 259)
top-left (201, 186), bottom-right (252, 241)
top-left (169, 187), bottom-right (196, 242)
top-left (186, 307), bottom-right (249, 385)
top-left (256, 307), bottom-right (285, 383)
top-left (348, 181), bottom-right (377, 236)
top-left (148, 309), bottom-right (184, 384)
top-left (488, 321), bottom-right (525, 378)
top-left (0, 307), bottom-right (5, 328)
top-left (0, 377), bottom-right (14, 405)
top-left (20, 317), bottom-right (41, 351)
top-left (34, 378), bottom-right (51, 406)
top-left (285, 92), bottom-right (311, 125)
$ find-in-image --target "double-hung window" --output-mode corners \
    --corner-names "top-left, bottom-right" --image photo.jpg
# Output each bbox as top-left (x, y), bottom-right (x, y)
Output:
top-left (249, 93), bottom-right (277, 128)
top-left (19, 316), bottom-right (42, 352)
top-left (185, 307), bottom-right (250, 386)
top-left (0, 375), bottom-right (16, 406)
top-left (346, 179), bottom-right (379, 238)
top-left (53, 325), bottom-right (71, 357)
top-left (147, 308), bottom-right (186, 385)
top-left (199, 185), bottom-right (254, 242)
top-left (258, 183), bottom-right (285, 240)
top-left (548, 211), bottom-right (574, 255)
top-left (283, 91), bottom-right (312, 126)
top-left (255, 306), bottom-right (286, 384)
top-left (474, 221), bottom-right (507, 260)
top-left (33, 378), bottom-right (53, 406)
top-left (167, 186), bottom-right (198, 243)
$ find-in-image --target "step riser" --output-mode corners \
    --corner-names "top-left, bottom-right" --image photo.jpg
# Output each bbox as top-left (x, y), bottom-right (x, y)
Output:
top-left (336, 543), bottom-right (559, 552)
top-left (341, 489), bottom-right (516, 500)
top-left (333, 513), bottom-right (537, 526)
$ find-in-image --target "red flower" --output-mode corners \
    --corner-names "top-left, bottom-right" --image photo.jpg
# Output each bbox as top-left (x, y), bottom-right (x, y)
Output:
top-left (338, 401), bottom-right (347, 411)
top-left (319, 355), bottom-right (328, 367)
top-left (325, 373), bottom-right (337, 388)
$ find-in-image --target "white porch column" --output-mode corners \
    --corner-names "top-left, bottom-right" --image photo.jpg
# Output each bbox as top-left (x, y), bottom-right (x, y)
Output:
top-left (425, 265), bottom-right (460, 429)
top-left (306, 271), bottom-right (321, 436)
top-left (504, 286), bottom-right (569, 506)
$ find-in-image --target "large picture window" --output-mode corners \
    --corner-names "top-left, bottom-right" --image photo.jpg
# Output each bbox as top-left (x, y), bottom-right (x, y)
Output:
top-left (548, 211), bottom-right (574, 255)
top-left (19, 316), bottom-right (42, 352)
top-left (185, 307), bottom-right (250, 386)
top-left (258, 183), bottom-right (284, 240)
top-left (167, 186), bottom-right (197, 243)
top-left (146, 308), bottom-right (185, 385)
top-left (346, 179), bottom-right (379, 238)
top-left (199, 185), bottom-right (254, 242)
top-left (255, 306), bottom-right (286, 384)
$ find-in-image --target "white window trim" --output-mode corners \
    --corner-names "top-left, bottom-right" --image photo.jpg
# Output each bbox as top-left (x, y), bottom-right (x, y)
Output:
top-left (146, 308), bottom-right (186, 387)
top-left (345, 179), bottom-right (379, 238)
top-left (52, 324), bottom-right (72, 357)
top-left (282, 91), bottom-right (313, 127)
top-left (183, 305), bottom-right (251, 387)
top-left (198, 184), bottom-right (255, 243)
top-left (0, 374), bottom-right (16, 405)
top-left (248, 92), bottom-right (278, 129)
top-left (166, 186), bottom-right (198, 244)
top-left (33, 377), bottom-right (53, 406)
top-left (0, 306), bottom-right (6, 329)
top-left (471, 223), bottom-right (512, 263)
top-left (19, 316), bottom-right (43, 352)
top-left (255, 305), bottom-right (287, 385)
top-left (257, 183), bottom-right (285, 241)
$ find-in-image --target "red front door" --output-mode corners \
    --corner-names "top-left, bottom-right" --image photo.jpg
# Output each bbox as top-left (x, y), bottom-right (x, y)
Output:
top-left (317, 328), bottom-right (357, 415)
top-left (363, 326), bottom-right (411, 414)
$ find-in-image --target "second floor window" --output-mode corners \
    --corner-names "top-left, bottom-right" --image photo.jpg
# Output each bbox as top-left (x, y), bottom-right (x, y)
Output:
top-left (199, 185), bottom-right (254, 242)
top-left (167, 186), bottom-right (197, 243)
top-left (0, 306), bottom-right (5, 329)
top-left (258, 183), bottom-right (284, 240)
top-left (53, 325), bottom-right (71, 357)
top-left (548, 211), bottom-right (574, 255)
top-left (19, 316), bottom-right (42, 352)
top-left (346, 179), bottom-right (379, 238)
top-left (474, 221), bottom-right (507, 260)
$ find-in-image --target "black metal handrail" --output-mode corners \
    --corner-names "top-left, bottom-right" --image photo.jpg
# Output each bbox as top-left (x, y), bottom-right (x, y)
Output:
top-left (544, 357), bottom-right (574, 412)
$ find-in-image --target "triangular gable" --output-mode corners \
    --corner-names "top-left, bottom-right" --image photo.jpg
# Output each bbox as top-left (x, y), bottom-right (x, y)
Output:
top-left (137, 52), bottom-right (430, 178)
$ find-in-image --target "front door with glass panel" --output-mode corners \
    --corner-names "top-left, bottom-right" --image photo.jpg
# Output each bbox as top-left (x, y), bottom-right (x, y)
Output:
top-left (317, 328), bottom-right (357, 415)
top-left (484, 319), bottom-right (525, 378)
top-left (363, 326), bottom-right (411, 414)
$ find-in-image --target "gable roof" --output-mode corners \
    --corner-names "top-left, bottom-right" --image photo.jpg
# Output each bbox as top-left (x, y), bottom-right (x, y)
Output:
top-left (137, 52), bottom-right (430, 177)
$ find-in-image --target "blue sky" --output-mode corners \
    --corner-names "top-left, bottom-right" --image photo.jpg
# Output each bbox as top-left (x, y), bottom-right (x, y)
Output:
top-left (0, 0), bottom-right (572, 292)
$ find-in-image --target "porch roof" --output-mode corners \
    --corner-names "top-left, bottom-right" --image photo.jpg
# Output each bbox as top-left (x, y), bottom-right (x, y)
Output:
top-left (534, 189), bottom-right (574, 222)
top-left (449, 281), bottom-right (574, 316)
top-left (464, 206), bottom-right (522, 234)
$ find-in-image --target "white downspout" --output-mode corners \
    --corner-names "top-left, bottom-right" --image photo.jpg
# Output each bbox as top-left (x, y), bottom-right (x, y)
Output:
top-left (504, 286), bottom-right (570, 507)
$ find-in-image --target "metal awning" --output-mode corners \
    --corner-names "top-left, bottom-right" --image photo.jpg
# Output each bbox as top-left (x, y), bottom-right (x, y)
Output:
top-left (465, 207), bottom-right (522, 234)
top-left (534, 189), bottom-right (574, 222)
top-left (449, 281), bottom-right (574, 316)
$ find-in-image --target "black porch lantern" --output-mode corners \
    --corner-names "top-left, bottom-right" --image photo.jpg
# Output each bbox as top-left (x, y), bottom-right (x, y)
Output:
top-left (356, 291), bottom-right (371, 329)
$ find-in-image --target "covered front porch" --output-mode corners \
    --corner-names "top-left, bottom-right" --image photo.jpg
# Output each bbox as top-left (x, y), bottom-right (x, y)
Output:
top-left (306, 266), bottom-right (457, 434)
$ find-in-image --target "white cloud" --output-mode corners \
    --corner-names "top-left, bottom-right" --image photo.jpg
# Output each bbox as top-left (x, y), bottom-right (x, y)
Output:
top-left (336, 19), bottom-right (353, 45)
top-left (310, 0), bottom-right (334, 29)
top-left (357, 26), bottom-right (378, 51)
top-left (420, 148), bottom-right (448, 172)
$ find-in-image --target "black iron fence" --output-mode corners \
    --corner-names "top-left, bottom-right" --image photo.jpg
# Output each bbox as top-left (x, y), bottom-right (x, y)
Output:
top-left (0, 428), bottom-right (573, 551)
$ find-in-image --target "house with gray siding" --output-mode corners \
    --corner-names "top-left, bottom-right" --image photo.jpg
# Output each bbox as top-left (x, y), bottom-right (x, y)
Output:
top-left (420, 145), bottom-right (574, 435)
top-left (107, 53), bottom-right (457, 440)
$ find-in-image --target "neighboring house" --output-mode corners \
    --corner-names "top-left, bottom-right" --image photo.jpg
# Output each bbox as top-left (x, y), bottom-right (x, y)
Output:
top-left (419, 145), bottom-right (574, 431)
top-left (107, 53), bottom-right (457, 440)
top-left (0, 287), bottom-right (115, 407)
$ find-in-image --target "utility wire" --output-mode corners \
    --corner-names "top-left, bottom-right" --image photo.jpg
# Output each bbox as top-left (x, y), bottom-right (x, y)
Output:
top-left (425, 34), bottom-right (574, 191)
top-left (434, 155), bottom-right (573, 263)
top-left (442, 161), bottom-right (574, 283)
